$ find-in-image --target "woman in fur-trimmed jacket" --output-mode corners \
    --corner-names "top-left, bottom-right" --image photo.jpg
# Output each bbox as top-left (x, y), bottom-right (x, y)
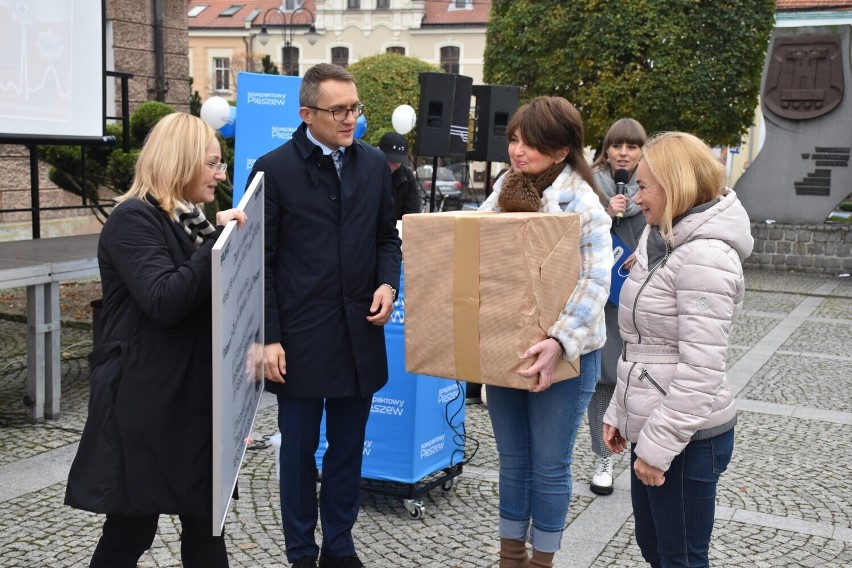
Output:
top-left (603, 132), bottom-right (753, 568)
top-left (479, 96), bottom-right (612, 568)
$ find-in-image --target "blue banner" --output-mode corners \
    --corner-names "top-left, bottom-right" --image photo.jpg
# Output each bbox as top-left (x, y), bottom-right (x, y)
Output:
top-left (233, 72), bottom-right (303, 205)
top-left (317, 270), bottom-right (466, 484)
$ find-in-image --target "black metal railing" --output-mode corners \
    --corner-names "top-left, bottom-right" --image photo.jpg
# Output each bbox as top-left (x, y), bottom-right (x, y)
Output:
top-left (0, 71), bottom-right (132, 238)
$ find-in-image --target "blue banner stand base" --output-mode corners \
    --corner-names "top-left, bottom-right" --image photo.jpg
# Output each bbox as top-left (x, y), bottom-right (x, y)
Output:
top-left (316, 372), bottom-right (466, 520)
top-left (315, 270), bottom-right (466, 519)
top-left (358, 463), bottom-right (463, 520)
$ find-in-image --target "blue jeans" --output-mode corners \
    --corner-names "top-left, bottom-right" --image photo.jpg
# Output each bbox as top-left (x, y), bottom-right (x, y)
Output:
top-left (486, 349), bottom-right (599, 553)
top-left (631, 428), bottom-right (735, 568)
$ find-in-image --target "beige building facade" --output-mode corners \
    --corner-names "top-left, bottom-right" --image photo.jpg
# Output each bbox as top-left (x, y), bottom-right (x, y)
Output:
top-left (187, 1), bottom-right (489, 102)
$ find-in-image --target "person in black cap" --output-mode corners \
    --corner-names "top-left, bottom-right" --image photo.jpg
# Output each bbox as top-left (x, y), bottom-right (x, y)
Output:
top-left (379, 132), bottom-right (421, 220)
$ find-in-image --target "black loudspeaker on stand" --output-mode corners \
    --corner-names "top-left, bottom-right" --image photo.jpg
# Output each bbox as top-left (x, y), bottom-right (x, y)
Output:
top-left (468, 85), bottom-right (520, 164)
top-left (413, 72), bottom-right (473, 159)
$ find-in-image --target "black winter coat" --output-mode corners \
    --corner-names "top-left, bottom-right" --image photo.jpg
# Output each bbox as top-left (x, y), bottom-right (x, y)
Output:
top-left (252, 123), bottom-right (401, 399)
top-left (65, 196), bottom-right (223, 517)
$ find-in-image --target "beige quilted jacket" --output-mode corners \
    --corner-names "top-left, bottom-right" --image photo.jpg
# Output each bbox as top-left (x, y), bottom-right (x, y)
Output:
top-left (603, 189), bottom-right (753, 472)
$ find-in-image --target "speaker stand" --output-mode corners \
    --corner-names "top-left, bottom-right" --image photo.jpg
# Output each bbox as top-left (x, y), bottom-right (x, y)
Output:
top-left (428, 156), bottom-right (440, 212)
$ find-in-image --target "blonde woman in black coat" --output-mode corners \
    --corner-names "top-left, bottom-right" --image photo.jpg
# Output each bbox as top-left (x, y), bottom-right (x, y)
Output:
top-left (65, 112), bottom-right (246, 567)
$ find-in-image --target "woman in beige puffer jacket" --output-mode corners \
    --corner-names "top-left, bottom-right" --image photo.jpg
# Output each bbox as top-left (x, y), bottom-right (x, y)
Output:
top-left (602, 132), bottom-right (753, 568)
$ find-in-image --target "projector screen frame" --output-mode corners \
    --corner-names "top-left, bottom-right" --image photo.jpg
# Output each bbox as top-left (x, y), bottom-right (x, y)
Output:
top-left (0, 0), bottom-right (108, 145)
top-left (0, 1), bottom-right (115, 239)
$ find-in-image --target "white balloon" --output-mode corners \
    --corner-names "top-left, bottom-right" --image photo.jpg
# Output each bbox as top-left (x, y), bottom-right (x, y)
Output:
top-left (200, 96), bottom-right (231, 130)
top-left (392, 104), bottom-right (417, 135)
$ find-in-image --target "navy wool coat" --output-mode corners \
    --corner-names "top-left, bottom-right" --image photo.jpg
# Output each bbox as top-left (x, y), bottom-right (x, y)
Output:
top-left (252, 123), bottom-right (401, 399)
top-left (65, 196), bottom-right (223, 517)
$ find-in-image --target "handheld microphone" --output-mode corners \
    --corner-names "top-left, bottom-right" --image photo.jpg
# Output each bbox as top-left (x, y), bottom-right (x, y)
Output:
top-left (613, 168), bottom-right (629, 227)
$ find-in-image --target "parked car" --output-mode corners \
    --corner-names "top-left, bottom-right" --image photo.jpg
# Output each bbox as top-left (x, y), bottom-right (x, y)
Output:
top-left (416, 166), bottom-right (463, 199)
top-left (416, 166), bottom-right (464, 211)
top-left (446, 162), bottom-right (471, 186)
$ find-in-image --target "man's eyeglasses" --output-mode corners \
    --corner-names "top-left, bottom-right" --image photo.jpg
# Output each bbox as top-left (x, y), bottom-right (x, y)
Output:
top-left (305, 104), bottom-right (365, 122)
top-left (206, 162), bottom-right (228, 173)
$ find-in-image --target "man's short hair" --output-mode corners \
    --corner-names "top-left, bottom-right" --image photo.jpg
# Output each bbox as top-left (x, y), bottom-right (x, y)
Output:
top-left (300, 64), bottom-right (357, 107)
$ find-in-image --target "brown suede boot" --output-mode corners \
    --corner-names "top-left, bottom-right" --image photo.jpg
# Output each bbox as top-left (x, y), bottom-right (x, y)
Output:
top-left (499, 538), bottom-right (529, 568)
top-left (529, 549), bottom-right (554, 568)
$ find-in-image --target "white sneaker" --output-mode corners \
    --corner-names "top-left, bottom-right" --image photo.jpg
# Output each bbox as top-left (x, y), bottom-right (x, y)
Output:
top-left (590, 456), bottom-right (613, 495)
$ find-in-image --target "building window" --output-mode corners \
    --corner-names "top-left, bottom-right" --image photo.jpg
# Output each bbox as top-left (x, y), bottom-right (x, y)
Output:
top-left (440, 46), bottom-right (459, 74)
top-left (386, 46), bottom-right (405, 55)
top-left (219, 4), bottom-right (244, 17)
top-left (449, 0), bottom-right (472, 10)
top-left (188, 5), bottom-right (208, 17)
top-left (283, 0), bottom-right (303, 10)
top-left (332, 47), bottom-right (349, 68)
top-left (283, 46), bottom-right (300, 76)
top-left (347, 0), bottom-right (360, 9)
top-left (213, 57), bottom-right (231, 91)
top-left (376, 0), bottom-right (390, 8)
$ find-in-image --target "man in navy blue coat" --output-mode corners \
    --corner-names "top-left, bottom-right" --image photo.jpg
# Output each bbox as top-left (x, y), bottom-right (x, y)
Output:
top-left (249, 64), bottom-right (401, 568)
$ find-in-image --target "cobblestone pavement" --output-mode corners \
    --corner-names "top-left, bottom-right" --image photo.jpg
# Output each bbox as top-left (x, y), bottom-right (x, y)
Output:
top-left (1, 269), bottom-right (851, 567)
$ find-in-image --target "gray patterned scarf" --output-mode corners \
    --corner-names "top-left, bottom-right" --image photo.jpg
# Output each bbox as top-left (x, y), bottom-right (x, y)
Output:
top-left (170, 201), bottom-right (216, 248)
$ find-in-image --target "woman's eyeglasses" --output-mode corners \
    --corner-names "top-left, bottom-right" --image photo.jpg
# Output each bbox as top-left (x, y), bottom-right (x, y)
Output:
top-left (206, 162), bottom-right (228, 173)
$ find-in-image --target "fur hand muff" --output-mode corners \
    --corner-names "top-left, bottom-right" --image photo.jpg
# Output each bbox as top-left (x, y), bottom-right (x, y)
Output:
top-left (497, 162), bottom-right (565, 212)
top-left (498, 171), bottom-right (542, 212)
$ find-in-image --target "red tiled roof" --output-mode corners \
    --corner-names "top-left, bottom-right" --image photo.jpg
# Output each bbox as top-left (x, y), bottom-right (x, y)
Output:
top-left (186, 1), bottom-right (848, 31)
top-left (422, 1), bottom-right (490, 25)
top-left (776, 0), bottom-right (852, 10)
top-left (187, 0), bottom-right (316, 30)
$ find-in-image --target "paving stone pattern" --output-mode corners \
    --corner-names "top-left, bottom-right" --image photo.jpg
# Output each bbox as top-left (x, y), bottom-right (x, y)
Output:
top-left (0, 270), bottom-right (850, 567)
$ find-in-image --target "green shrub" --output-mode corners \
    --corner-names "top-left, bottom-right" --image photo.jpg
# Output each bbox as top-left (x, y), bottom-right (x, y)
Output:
top-left (130, 101), bottom-right (175, 146)
top-left (190, 77), bottom-right (203, 117)
top-left (39, 93), bottom-right (232, 218)
top-left (107, 149), bottom-right (141, 194)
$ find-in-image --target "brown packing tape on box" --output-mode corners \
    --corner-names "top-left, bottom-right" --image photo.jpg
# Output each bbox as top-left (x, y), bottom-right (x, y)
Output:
top-left (403, 211), bottom-right (581, 389)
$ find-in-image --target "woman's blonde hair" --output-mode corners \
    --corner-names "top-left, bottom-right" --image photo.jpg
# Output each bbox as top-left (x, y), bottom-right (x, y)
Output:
top-left (641, 131), bottom-right (725, 241)
top-left (117, 112), bottom-right (217, 215)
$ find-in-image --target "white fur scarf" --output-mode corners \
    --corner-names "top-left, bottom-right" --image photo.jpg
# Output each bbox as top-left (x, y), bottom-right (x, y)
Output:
top-left (541, 167), bottom-right (591, 212)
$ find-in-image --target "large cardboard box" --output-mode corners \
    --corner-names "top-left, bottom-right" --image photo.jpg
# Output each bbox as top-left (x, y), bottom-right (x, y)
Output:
top-left (403, 211), bottom-right (581, 389)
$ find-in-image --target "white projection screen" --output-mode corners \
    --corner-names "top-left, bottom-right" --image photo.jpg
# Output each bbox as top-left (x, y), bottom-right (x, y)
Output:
top-left (0, 0), bottom-right (105, 142)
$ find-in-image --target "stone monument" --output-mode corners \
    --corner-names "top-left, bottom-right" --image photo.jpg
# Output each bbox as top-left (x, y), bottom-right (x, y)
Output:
top-left (736, 25), bottom-right (851, 223)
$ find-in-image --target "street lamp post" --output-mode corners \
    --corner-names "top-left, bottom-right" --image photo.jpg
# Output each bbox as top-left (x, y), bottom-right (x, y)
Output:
top-left (258, 6), bottom-right (319, 76)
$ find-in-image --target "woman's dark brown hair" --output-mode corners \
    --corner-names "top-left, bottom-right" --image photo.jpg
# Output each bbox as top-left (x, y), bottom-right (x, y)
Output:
top-left (591, 118), bottom-right (648, 172)
top-left (506, 96), bottom-right (605, 204)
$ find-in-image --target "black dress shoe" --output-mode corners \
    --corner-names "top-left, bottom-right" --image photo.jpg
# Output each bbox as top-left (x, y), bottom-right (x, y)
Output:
top-left (318, 554), bottom-right (365, 568)
top-left (291, 557), bottom-right (318, 568)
